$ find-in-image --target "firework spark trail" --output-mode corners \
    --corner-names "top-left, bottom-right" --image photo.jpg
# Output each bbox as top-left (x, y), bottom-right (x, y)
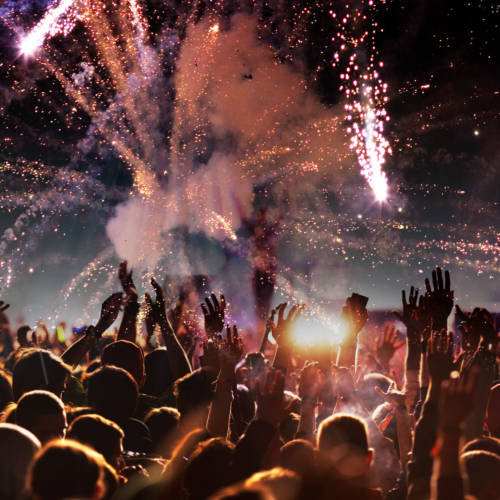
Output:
top-left (19, 0), bottom-right (80, 56)
top-left (332, 0), bottom-right (391, 202)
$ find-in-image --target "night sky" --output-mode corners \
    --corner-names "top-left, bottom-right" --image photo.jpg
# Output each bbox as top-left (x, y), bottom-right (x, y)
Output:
top-left (0, 0), bottom-right (498, 329)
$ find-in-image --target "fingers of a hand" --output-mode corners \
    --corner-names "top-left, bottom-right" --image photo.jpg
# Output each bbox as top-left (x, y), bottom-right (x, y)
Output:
top-left (277, 303), bottom-right (287, 323)
top-left (211, 293), bottom-right (220, 312)
top-left (233, 325), bottom-right (239, 340)
top-left (437, 267), bottom-right (444, 290)
top-left (205, 297), bottom-right (215, 315)
top-left (402, 290), bottom-right (407, 307)
top-left (425, 278), bottom-right (432, 294)
top-left (287, 304), bottom-right (300, 322)
top-left (220, 294), bottom-right (226, 312)
top-left (226, 324), bottom-right (232, 343)
top-left (445, 270), bottom-right (450, 291)
top-left (432, 269), bottom-right (438, 291)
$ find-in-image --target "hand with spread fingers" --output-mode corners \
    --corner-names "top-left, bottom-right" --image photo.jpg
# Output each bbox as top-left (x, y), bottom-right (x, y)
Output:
top-left (201, 293), bottom-right (226, 338)
top-left (270, 302), bottom-right (305, 349)
top-left (393, 286), bottom-right (430, 340)
top-left (376, 325), bottom-right (405, 371)
top-left (219, 324), bottom-right (243, 379)
top-left (424, 267), bottom-right (454, 330)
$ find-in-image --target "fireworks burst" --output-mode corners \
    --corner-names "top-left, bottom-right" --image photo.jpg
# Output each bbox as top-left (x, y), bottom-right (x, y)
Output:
top-left (332, 0), bottom-right (391, 202)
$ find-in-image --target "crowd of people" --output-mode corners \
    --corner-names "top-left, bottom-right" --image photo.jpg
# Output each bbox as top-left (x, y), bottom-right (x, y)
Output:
top-left (0, 261), bottom-right (499, 500)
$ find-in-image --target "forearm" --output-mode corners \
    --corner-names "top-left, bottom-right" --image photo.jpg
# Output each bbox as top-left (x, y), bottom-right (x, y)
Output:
top-left (296, 398), bottom-right (316, 442)
top-left (231, 420), bottom-right (277, 482)
top-left (436, 430), bottom-right (464, 500)
top-left (61, 335), bottom-right (88, 367)
top-left (337, 338), bottom-right (357, 369)
top-left (407, 392), bottom-right (439, 500)
top-left (394, 405), bottom-right (413, 462)
top-left (464, 351), bottom-right (496, 441)
top-left (117, 300), bottom-right (139, 343)
top-left (206, 378), bottom-right (233, 438)
top-left (161, 322), bottom-right (192, 379)
top-left (272, 346), bottom-right (290, 373)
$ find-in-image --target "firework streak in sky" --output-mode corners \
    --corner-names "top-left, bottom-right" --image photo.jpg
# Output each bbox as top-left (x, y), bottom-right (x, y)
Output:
top-left (18, 0), bottom-right (391, 202)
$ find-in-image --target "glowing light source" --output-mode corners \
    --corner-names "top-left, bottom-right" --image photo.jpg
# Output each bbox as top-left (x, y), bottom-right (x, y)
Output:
top-left (19, 0), bottom-right (78, 57)
top-left (290, 317), bottom-right (346, 350)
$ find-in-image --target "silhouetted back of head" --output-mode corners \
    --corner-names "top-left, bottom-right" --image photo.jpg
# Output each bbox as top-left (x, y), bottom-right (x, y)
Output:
top-left (0, 423), bottom-right (40, 500)
top-left (280, 439), bottom-right (315, 476)
top-left (87, 365), bottom-right (138, 422)
top-left (184, 437), bottom-right (235, 500)
top-left (67, 413), bottom-right (124, 468)
top-left (245, 467), bottom-right (300, 500)
top-left (461, 450), bottom-right (500, 500)
top-left (144, 406), bottom-right (180, 456)
top-left (143, 348), bottom-right (174, 396)
top-left (174, 368), bottom-right (213, 418)
top-left (13, 349), bottom-right (71, 400)
top-left (102, 340), bottom-right (145, 387)
top-left (486, 383), bottom-right (500, 438)
top-left (209, 485), bottom-right (273, 500)
top-left (0, 369), bottom-right (13, 412)
top-left (16, 390), bottom-right (66, 444)
top-left (317, 414), bottom-right (372, 480)
top-left (28, 439), bottom-right (105, 500)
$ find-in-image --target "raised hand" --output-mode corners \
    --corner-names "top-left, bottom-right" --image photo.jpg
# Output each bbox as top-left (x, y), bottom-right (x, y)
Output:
top-left (17, 325), bottom-right (37, 348)
top-left (270, 302), bottom-right (305, 348)
top-left (144, 292), bottom-right (157, 343)
top-left (201, 294), bottom-right (226, 338)
top-left (393, 286), bottom-right (430, 339)
top-left (219, 324), bottom-right (243, 379)
top-left (95, 292), bottom-right (123, 336)
top-left (150, 278), bottom-right (169, 328)
top-left (456, 305), bottom-right (498, 351)
top-left (298, 361), bottom-right (322, 399)
top-left (424, 267), bottom-right (453, 330)
top-left (257, 370), bottom-right (291, 426)
top-left (375, 385), bottom-right (407, 410)
top-left (427, 329), bottom-right (455, 384)
top-left (439, 369), bottom-right (478, 431)
top-left (376, 325), bottom-right (405, 370)
top-left (118, 260), bottom-right (138, 302)
top-left (168, 298), bottom-right (184, 334)
top-left (341, 294), bottom-right (368, 340)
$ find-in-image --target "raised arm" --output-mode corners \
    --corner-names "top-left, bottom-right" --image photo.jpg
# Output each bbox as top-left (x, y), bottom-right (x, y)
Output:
top-left (271, 302), bottom-right (304, 373)
top-left (206, 325), bottom-right (243, 438)
top-left (338, 293), bottom-right (368, 370)
top-left (150, 278), bottom-right (192, 380)
top-left (436, 370), bottom-right (478, 500)
top-left (61, 292), bottom-right (122, 367)
top-left (117, 261), bottom-right (139, 343)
